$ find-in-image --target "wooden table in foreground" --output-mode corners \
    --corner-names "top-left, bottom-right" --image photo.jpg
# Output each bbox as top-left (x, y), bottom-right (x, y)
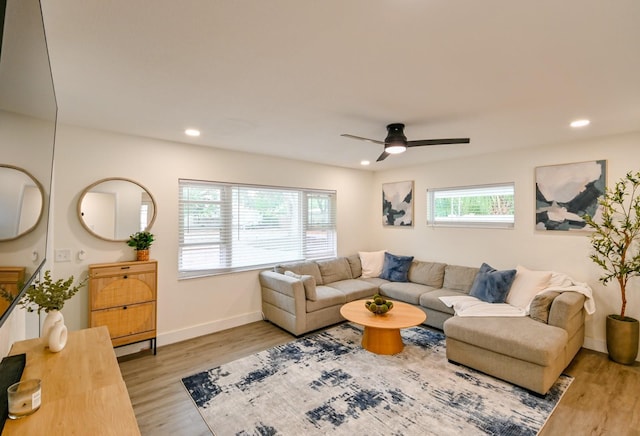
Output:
top-left (340, 300), bottom-right (426, 355)
top-left (2, 326), bottom-right (140, 436)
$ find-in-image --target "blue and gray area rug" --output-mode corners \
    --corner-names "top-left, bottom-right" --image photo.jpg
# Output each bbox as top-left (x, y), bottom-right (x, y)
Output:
top-left (182, 323), bottom-right (571, 435)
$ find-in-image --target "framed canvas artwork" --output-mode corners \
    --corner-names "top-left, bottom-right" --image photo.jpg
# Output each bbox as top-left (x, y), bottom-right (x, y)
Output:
top-left (382, 181), bottom-right (414, 226)
top-left (535, 160), bottom-right (606, 231)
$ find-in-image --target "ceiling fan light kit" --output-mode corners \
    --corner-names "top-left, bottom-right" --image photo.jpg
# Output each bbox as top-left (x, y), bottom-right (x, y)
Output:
top-left (385, 143), bottom-right (407, 154)
top-left (341, 123), bottom-right (470, 162)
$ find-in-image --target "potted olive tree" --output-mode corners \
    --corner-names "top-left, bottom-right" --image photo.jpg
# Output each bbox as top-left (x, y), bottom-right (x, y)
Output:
top-left (584, 171), bottom-right (640, 364)
top-left (127, 231), bottom-right (155, 261)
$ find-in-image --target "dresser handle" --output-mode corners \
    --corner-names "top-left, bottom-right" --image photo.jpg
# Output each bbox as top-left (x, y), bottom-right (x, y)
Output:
top-left (121, 266), bottom-right (130, 270)
top-left (123, 275), bottom-right (128, 279)
top-left (123, 306), bottom-right (127, 310)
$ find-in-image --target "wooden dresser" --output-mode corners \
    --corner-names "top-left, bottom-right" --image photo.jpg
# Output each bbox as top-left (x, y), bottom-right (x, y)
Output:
top-left (2, 327), bottom-right (140, 435)
top-left (0, 267), bottom-right (25, 316)
top-left (89, 260), bottom-right (157, 354)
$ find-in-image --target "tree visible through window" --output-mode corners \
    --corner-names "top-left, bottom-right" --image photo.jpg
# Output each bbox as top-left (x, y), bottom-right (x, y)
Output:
top-left (428, 183), bottom-right (515, 227)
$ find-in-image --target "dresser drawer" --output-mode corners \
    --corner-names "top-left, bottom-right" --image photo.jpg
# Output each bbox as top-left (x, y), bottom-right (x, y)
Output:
top-left (90, 273), bottom-right (156, 309)
top-left (91, 302), bottom-right (156, 339)
top-left (89, 262), bottom-right (156, 278)
top-left (0, 267), bottom-right (25, 283)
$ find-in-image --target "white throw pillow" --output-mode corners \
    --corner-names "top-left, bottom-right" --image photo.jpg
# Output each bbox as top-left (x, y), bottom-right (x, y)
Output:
top-left (358, 250), bottom-right (386, 278)
top-left (506, 265), bottom-right (552, 310)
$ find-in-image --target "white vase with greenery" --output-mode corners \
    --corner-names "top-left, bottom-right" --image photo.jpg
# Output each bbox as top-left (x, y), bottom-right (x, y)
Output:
top-left (9, 270), bottom-right (86, 351)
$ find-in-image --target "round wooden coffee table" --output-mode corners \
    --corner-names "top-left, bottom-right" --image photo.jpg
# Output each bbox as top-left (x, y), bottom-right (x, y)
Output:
top-left (340, 299), bottom-right (426, 355)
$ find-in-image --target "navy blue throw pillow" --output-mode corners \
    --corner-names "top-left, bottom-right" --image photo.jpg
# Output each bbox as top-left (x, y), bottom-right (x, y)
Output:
top-left (469, 263), bottom-right (517, 303)
top-left (379, 252), bottom-right (414, 282)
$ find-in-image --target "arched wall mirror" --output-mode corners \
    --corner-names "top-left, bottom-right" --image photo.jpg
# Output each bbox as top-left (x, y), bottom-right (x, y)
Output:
top-left (78, 178), bottom-right (157, 241)
top-left (0, 164), bottom-right (45, 241)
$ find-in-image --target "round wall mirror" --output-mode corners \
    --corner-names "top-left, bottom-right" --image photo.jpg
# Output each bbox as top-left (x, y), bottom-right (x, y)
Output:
top-left (0, 164), bottom-right (45, 242)
top-left (78, 177), bottom-right (157, 242)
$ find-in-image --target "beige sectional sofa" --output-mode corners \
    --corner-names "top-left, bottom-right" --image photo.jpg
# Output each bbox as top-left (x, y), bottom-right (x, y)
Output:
top-left (258, 255), bottom-right (586, 395)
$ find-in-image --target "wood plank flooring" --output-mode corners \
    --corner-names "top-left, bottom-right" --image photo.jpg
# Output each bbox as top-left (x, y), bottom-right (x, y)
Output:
top-left (118, 321), bottom-right (640, 436)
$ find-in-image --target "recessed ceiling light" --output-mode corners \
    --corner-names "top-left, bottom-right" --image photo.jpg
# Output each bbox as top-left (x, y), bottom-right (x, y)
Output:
top-left (185, 128), bottom-right (201, 137)
top-left (360, 160), bottom-right (370, 166)
top-left (570, 119), bottom-right (590, 128)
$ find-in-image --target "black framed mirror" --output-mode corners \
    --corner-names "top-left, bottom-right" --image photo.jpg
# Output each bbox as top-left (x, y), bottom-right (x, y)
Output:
top-left (0, 0), bottom-right (57, 328)
top-left (77, 177), bottom-right (157, 242)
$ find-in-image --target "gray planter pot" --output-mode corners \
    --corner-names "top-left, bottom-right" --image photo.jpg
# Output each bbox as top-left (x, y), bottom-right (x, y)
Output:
top-left (606, 314), bottom-right (639, 365)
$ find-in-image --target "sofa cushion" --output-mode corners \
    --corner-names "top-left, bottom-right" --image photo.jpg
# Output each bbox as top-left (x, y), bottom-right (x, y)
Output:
top-left (326, 279), bottom-right (378, 302)
top-left (359, 250), bottom-right (386, 278)
top-left (346, 255), bottom-right (362, 278)
top-left (284, 271), bottom-right (317, 301)
top-left (317, 258), bottom-right (352, 284)
top-left (530, 291), bottom-right (561, 323)
top-left (380, 282), bottom-right (435, 305)
top-left (275, 261), bottom-right (323, 285)
top-left (506, 265), bottom-right (552, 310)
top-left (442, 265), bottom-right (479, 293)
top-left (443, 316), bottom-right (567, 366)
top-left (408, 261), bottom-right (446, 288)
top-left (419, 288), bottom-right (468, 315)
top-left (379, 252), bottom-right (414, 282)
top-left (359, 277), bottom-right (390, 288)
top-left (305, 285), bottom-right (346, 313)
top-left (469, 263), bottom-right (517, 304)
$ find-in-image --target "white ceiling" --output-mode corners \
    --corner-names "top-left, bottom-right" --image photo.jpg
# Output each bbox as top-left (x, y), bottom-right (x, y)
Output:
top-left (40, 0), bottom-right (640, 170)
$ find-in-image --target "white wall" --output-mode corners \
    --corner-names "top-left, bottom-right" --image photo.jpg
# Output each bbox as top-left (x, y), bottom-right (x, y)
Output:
top-left (372, 131), bottom-right (640, 354)
top-left (4, 120), bottom-right (638, 358)
top-left (50, 124), bottom-right (375, 346)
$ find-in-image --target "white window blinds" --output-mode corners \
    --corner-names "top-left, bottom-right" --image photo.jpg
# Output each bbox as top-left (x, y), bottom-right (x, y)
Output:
top-left (178, 179), bottom-right (337, 278)
top-left (427, 183), bottom-right (515, 228)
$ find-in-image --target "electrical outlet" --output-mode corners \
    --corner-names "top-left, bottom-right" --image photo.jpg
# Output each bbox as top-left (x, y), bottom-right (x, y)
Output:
top-left (54, 249), bottom-right (72, 262)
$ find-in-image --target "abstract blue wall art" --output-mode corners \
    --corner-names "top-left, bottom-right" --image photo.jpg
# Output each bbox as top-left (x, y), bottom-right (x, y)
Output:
top-left (382, 180), bottom-right (413, 226)
top-left (535, 160), bottom-right (606, 231)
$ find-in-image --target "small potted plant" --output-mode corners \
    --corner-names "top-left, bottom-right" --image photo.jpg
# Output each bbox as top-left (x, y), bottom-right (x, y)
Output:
top-left (584, 170), bottom-right (640, 364)
top-left (127, 231), bottom-right (155, 261)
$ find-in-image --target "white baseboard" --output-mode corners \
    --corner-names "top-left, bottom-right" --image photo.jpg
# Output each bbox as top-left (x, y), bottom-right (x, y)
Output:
top-left (158, 311), bottom-right (264, 347)
top-left (114, 311), bottom-right (264, 357)
top-left (116, 316), bottom-right (640, 363)
top-left (582, 336), bottom-right (640, 362)
top-left (582, 337), bottom-right (607, 354)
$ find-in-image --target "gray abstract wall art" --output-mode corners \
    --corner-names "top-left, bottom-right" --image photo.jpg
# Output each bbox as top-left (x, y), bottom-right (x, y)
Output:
top-left (535, 160), bottom-right (606, 231)
top-left (382, 180), bottom-right (413, 226)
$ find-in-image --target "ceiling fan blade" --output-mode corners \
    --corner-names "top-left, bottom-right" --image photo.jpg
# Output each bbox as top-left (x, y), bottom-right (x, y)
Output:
top-left (376, 151), bottom-right (390, 162)
top-left (341, 134), bottom-right (385, 145)
top-left (406, 138), bottom-right (471, 147)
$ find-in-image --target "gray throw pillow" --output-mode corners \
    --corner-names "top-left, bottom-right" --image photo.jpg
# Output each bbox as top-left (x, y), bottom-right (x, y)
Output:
top-left (284, 270), bottom-right (317, 301)
top-left (529, 291), bottom-right (561, 323)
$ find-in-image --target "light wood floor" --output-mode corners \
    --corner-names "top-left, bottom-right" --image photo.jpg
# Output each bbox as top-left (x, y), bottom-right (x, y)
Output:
top-left (118, 321), bottom-right (640, 436)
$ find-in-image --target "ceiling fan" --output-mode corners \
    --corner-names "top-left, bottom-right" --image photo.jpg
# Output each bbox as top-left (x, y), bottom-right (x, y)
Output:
top-left (341, 123), bottom-right (470, 162)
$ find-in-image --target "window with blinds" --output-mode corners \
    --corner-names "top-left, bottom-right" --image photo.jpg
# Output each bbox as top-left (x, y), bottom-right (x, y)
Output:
top-left (427, 183), bottom-right (515, 228)
top-left (178, 179), bottom-right (337, 278)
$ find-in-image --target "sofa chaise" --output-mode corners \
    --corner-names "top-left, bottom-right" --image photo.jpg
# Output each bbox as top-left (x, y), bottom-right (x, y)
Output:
top-left (258, 255), bottom-right (586, 395)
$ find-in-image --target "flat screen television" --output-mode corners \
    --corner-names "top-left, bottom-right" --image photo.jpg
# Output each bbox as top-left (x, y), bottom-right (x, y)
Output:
top-left (0, 0), bottom-right (56, 328)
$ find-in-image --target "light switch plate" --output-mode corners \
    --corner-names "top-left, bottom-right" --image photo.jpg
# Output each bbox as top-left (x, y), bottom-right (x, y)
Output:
top-left (54, 249), bottom-right (71, 262)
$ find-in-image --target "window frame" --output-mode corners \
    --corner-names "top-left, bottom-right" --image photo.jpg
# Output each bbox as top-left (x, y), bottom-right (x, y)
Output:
top-left (178, 179), bottom-right (337, 278)
top-left (426, 182), bottom-right (515, 229)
